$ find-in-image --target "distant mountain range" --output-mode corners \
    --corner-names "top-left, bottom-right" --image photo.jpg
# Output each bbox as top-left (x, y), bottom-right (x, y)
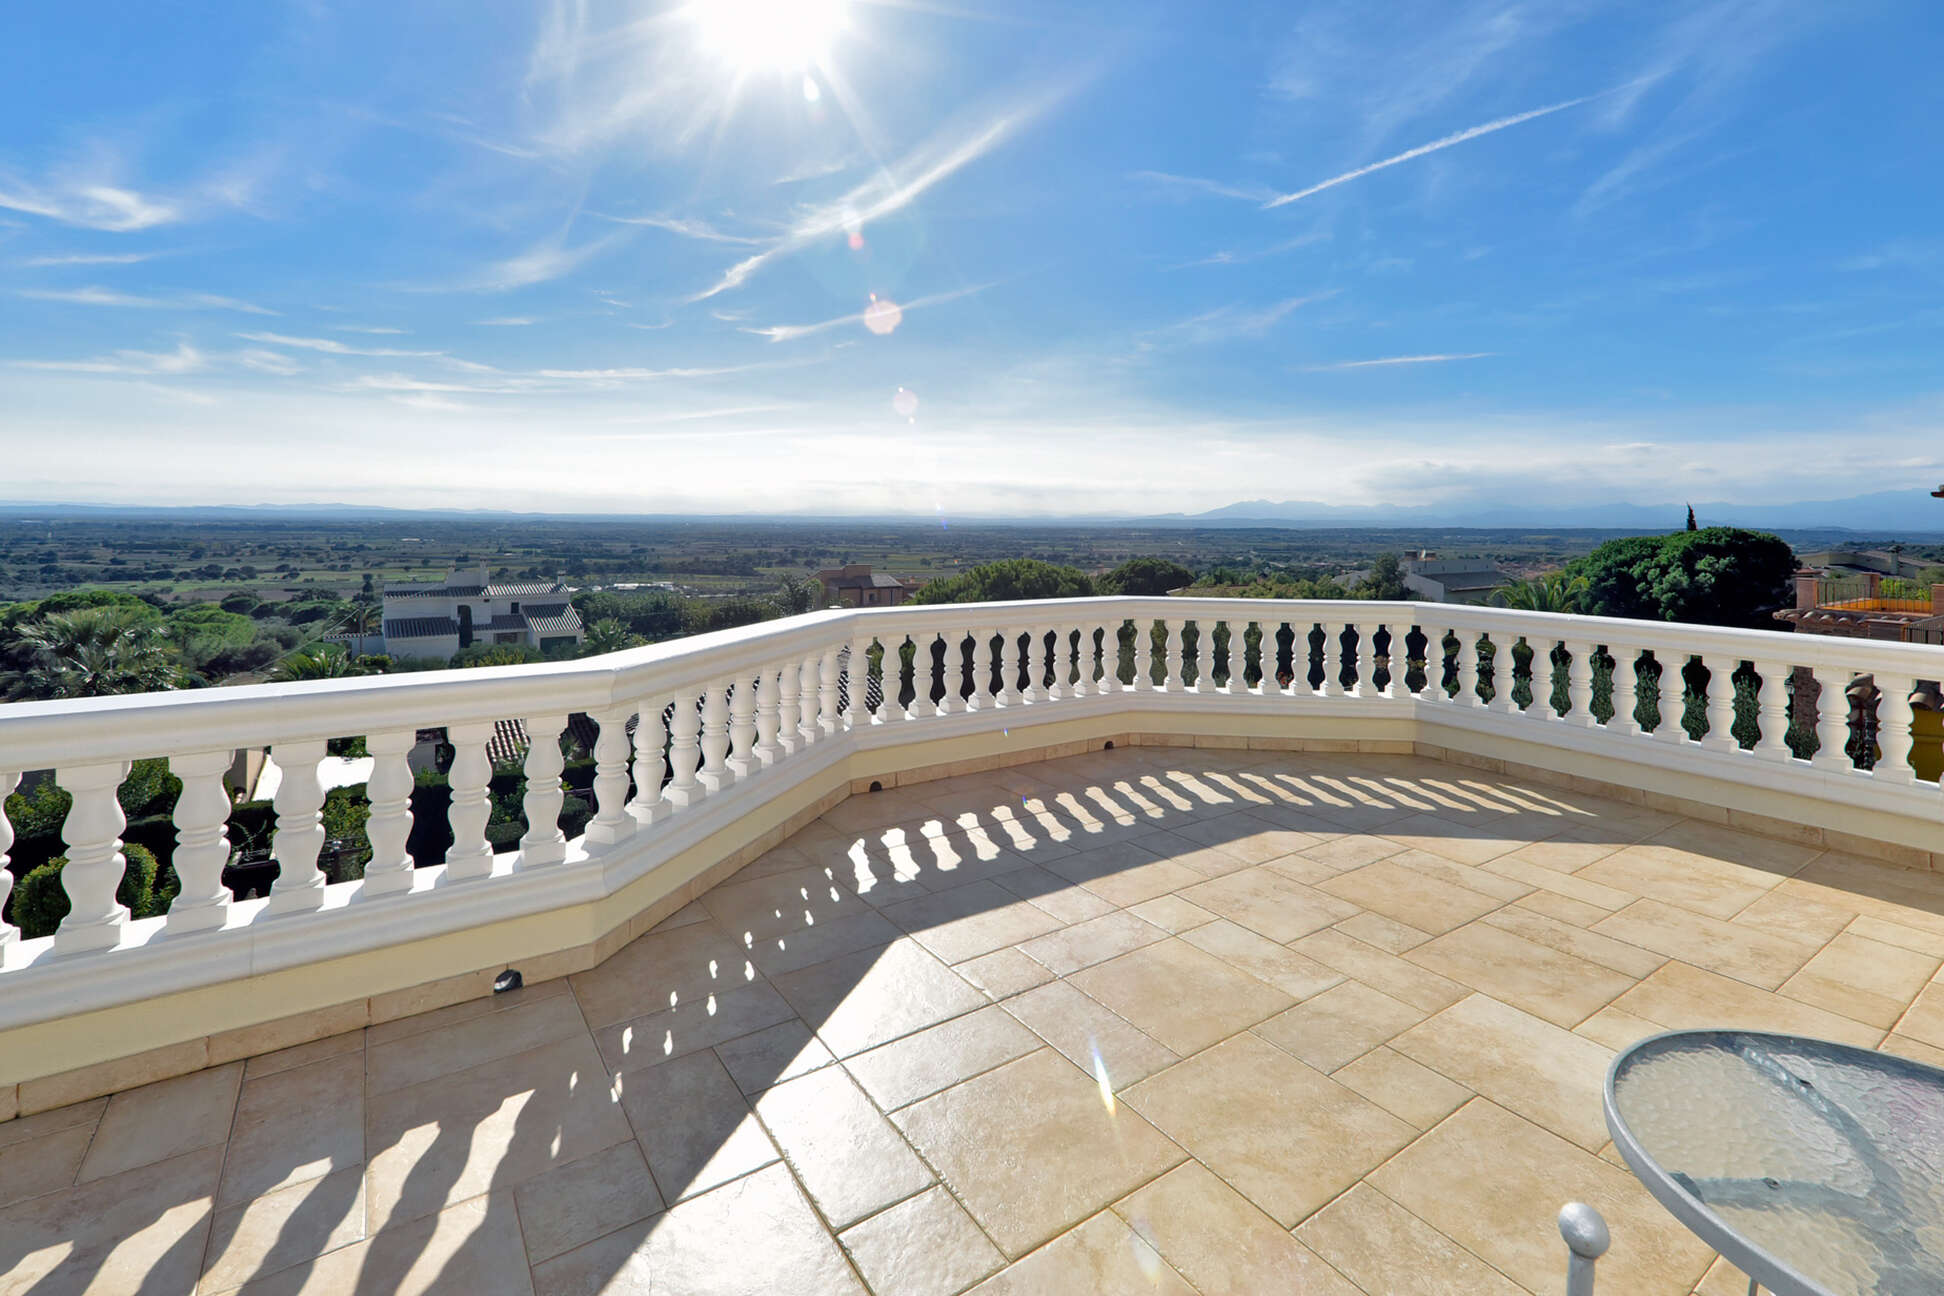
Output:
top-left (1, 489), bottom-right (1941, 534)
top-left (1153, 489), bottom-right (1944, 534)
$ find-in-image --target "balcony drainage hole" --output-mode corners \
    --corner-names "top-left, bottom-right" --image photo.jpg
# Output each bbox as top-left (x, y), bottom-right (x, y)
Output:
top-left (1103, 740), bottom-right (1115, 750)
top-left (869, 780), bottom-right (884, 792)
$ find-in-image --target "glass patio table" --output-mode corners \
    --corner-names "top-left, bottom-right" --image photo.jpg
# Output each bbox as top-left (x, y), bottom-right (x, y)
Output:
top-left (1606, 1030), bottom-right (1944, 1296)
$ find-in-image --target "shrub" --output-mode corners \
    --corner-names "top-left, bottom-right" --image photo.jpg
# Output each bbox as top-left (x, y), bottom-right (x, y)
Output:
top-left (10, 843), bottom-right (165, 938)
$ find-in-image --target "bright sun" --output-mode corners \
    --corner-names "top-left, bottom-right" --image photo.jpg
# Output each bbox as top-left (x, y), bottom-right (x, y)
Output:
top-left (689, 0), bottom-right (851, 73)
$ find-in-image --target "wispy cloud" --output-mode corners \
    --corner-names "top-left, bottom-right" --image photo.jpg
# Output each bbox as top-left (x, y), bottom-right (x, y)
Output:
top-left (596, 212), bottom-right (766, 245)
top-left (14, 341), bottom-right (205, 376)
top-left (0, 179), bottom-right (178, 232)
top-left (17, 250), bottom-right (159, 267)
top-left (236, 331), bottom-right (442, 358)
top-left (1264, 95), bottom-right (1598, 208)
top-left (331, 324), bottom-right (409, 335)
top-left (474, 230), bottom-right (630, 291)
top-left (743, 284), bottom-right (993, 342)
top-left (1128, 171), bottom-right (1277, 203)
top-left (19, 285), bottom-right (276, 314)
top-left (476, 316), bottom-right (537, 326)
top-left (1303, 352), bottom-right (1496, 370)
top-left (1174, 232), bottom-right (1327, 269)
top-left (1142, 292), bottom-right (1337, 347)
top-left (693, 82), bottom-right (1076, 301)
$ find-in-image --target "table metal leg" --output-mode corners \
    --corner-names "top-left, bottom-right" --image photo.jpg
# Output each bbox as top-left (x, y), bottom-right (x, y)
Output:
top-left (1559, 1202), bottom-right (1610, 1295)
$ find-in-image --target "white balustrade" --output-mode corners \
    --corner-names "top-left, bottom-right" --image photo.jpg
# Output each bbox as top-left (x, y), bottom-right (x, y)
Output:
top-left (847, 635), bottom-right (872, 729)
top-left (1814, 668), bottom-right (1853, 771)
top-left (53, 761), bottom-right (131, 952)
top-left (1653, 655), bottom-right (1689, 744)
top-left (586, 706), bottom-right (638, 847)
top-left (1456, 633), bottom-right (1480, 709)
top-left (165, 751), bottom-right (233, 932)
top-left (818, 646), bottom-right (842, 735)
top-left (1353, 623), bottom-right (1377, 699)
top-left (667, 692), bottom-right (704, 808)
top-left (941, 634), bottom-right (966, 713)
top-left (1163, 620), bottom-right (1185, 692)
top-left (1702, 656), bottom-right (1739, 753)
top-left (1752, 661), bottom-right (1793, 762)
top-left (797, 654), bottom-right (821, 745)
top-left (443, 722), bottom-right (495, 881)
top-left (1134, 619), bottom-right (1154, 692)
top-left (728, 673), bottom-right (759, 780)
top-left (971, 631), bottom-right (994, 709)
top-left (267, 742), bottom-right (327, 915)
top-left (777, 659), bottom-right (803, 754)
top-left (0, 770), bottom-right (16, 948)
top-left (628, 703), bottom-right (669, 824)
top-left (698, 682), bottom-right (731, 794)
top-left (1568, 642), bottom-right (1595, 727)
top-left (878, 638), bottom-right (906, 723)
top-left (1020, 628), bottom-right (1046, 703)
top-left (1609, 646), bottom-right (1639, 735)
top-left (922, 634), bottom-right (947, 716)
top-left (1389, 625), bottom-right (1414, 699)
top-left (522, 713), bottom-right (571, 863)
top-left (363, 730), bottom-right (417, 895)
top-left (1877, 675), bottom-right (1917, 785)
top-left (753, 671), bottom-right (783, 767)
top-left (1259, 621), bottom-right (1283, 697)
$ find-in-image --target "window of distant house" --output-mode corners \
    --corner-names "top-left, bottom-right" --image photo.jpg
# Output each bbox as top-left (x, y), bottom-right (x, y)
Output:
top-left (510, 601), bottom-right (520, 613)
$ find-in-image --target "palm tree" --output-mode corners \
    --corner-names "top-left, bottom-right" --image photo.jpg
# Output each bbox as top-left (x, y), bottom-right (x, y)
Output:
top-left (5, 608), bottom-right (179, 700)
top-left (1491, 572), bottom-right (1590, 614)
top-left (271, 644), bottom-right (360, 681)
top-left (580, 618), bottom-right (645, 657)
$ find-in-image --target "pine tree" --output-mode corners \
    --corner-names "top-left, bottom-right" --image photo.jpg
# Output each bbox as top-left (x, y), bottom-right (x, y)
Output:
top-left (1685, 504), bottom-right (1698, 531)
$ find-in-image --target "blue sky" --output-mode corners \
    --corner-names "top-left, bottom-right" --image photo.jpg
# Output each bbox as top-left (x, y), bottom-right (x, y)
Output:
top-left (3, 0), bottom-right (1941, 516)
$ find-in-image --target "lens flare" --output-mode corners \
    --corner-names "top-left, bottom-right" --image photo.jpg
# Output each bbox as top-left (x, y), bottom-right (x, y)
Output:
top-left (690, 0), bottom-right (850, 73)
top-left (1091, 1042), bottom-right (1116, 1115)
top-left (864, 294), bottom-right (903, 335)
top-left (892, 386), bottom-right (919, 417)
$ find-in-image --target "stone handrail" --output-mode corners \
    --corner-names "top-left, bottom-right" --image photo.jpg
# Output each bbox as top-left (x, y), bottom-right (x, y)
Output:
top-left (1, 597), bottom-right (1939, 1042)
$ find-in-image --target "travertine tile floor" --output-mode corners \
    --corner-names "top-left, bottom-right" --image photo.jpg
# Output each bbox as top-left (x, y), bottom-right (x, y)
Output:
top-left (7, 747), bottom-right (1944, 1294)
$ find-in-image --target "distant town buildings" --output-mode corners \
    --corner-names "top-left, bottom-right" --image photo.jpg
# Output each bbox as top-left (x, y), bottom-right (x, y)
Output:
top-left (374, 567), bottom-right (585, 660)
top-left (1775, 567), bottom-right (1944, 645)
top-left (815, 564), bottom-right (920, 607)
top-left (1399, 553), bottom-right (1510, 605)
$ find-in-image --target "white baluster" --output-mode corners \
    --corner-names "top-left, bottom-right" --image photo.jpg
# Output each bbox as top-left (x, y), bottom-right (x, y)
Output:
top-left (1046, 628), bottom-right (1069, 701)
top-left (1389, 624), bottom-right (1415, 699)
top-left (1814, 668), bottom-right (1853, 771)
top-left (777, 660), bottom-right (803, 755)
top-left (877, 637), bottom-right (905, 723)
top-left (698, 681), bottom-right (731, 793)
top-left (1607, 645), bottom-right (1638, 734)
top-left (267, 742), bottom-right (327, 915)
top-left (753, 671), bottom-right (783, 767)
top-left (165, 750), bottom-right (233, 932)
top-left (1162, 619), bottom-right (1185, 692)
top-left (728, 674), bottom-right (759, 780)
top-left (847, 635), bottom-right (872, 729)
top-left (1703, 656), bottom-right (1739, 752)
top-left (667, 693), bottom-right (705, 809)
top-left (1876, 674), bottom-right (1917, 785)
top-left (443, 722), bottom-right (495, 881)
top-left (1016, 627), bottom-right (1042, 703)
top-left (1096, 623), bottom-right (1118, 693)
top-left (1259, 621), bottom-right (1283, 697)
top-left (521, 713), bottom-right (570, 864)
top-left (1354, 623), bottom-right (1377, 699)
top-left (1568, 641), bottom-right (1595, 727)
top-left (53, 762), bottom-right (131, 952)
top-left (996, 629), bottom-right (1020, 704)
top-left (1133, 620), bottom-right (1154, 693)
top-left (629, 700), bottom-right (669, 824)
top-left (921, 633), bottom-right (946, 716)
top-left (1455, 633), bottom-right (1480, 708)
top-left (797, 654), bottom-right (821, 746)
top-left (1068, 627), bottom-right (1089, 699)
top-left (818, 645), bottom-right (842, 735)
top-left (585, 705), bottom-right (638, 847)
top-left (1489, 636), bottom-right (1520, 715)
top-left (1752, 660), bottom-right (1793, 761)
top-left (0, 770), bottom-right (17, 949)
top-left (362, 730), bottom-right (416, 895)
top-left (970, 630), bottom-right (994, 709)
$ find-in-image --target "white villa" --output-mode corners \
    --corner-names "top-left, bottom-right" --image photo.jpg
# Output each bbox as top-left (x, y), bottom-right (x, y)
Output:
top-left (378, 566), bottom-right (584, 660)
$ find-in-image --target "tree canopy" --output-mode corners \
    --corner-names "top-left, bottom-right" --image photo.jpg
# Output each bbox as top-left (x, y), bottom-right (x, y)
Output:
top-left (1099, 557), bottom-right (1194, 596)
top-left (909, 559), bottom-right (1096, 604)
top-left (1566, 527), bottom-right (1795, 628)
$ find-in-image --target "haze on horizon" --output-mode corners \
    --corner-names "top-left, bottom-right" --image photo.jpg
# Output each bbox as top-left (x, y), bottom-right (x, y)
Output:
top-left (3, 1), bottom-right (1941, 519)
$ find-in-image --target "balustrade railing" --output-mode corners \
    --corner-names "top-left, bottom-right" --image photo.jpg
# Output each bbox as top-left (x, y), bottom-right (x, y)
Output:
top-left (1, 598), bottom-right (1940, 1028)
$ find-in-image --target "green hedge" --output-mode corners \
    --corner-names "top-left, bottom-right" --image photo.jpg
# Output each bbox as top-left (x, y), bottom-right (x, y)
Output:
top-left (9, 843), bottom-right (169, 939)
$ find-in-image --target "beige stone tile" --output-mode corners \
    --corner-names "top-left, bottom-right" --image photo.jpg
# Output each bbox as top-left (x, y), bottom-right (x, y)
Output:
top-left (1002, 980), bottom-right (1179, 1090)
top-left (745, 909), bottom-right (902, 978)
top-left (1070, 938), bottom-right (1293, 1055)
top-left (1317, 858), bottom-right (1504, 935)
top-left (1181, 918), bottom-right (1345, 998)
top-left (1292, 928), bottom-right (1470, 1013)
top-left (1407, 920), bottom-right (1636, 1027)
top-left (1731, 888), bottom-right (1858, 948)
top-left (617, 1047), bottom-right (777, 1204)
top-left (1574, 1003), bottom-right (1668, 1052)
top-left (568, 921), bottom-right (759, 1030)
top-left (1297, 1183), bottom-right (1527, 1296)
top-left (242, 1028), bottom-right (365, 1081)
top-left (530, 1163), bottom-right (867, 1295)
top-left (1045, 837), bottom-right (1206, 907)
top-left (990, 865), bottom-right (1117, 923)
top-left (894, 1048), bottom-right (1184, 1258)
top-left (845, 1004), bottom-right (1041, 1110)
top-left (1332, 910), bottom-right (1431, 952)
top-left (0, 1145), bottom-right (221, 1295)
top-left (76, 1061), bottom-right (241, 1184)
top-left (700, 861), bottom-right (868, 942)
top-left (1378, 811), bottom-right (1533, 866)
top-left (1640, 819), bottom-right (1822, 876)
top-left (1116, 1160), bottom-right (1360, 1295)
top-left (755, 1064), bottom-right (933, 1228)
top-left (1125, 893), bottom-right (1216, 932)
top-left (1592, 898), bottom-right (1817, 991)
top-left (651, 897), bottom-right (715, 927)
top-left (0, 1085), bottom-right (12, 1124)
top-left (772, 938), bottom-right (987, 1057)
top-left (513, 1138), bottom-right (664, 1265)
top-left (370, 985), bottom-right (588, 1095)
top-left (1512, 888), bottom-right (1614, 927)
top-left (955, 947), bottom-right (1056, 1000)
top-left (593, 980), bottom-right (798, 1071)
top-left (1486, 851), bottom-right (1634, 910)
top-left (1612, 960), bottom-right (1883, 1047)
top-left (1576, 844), bottom-right (1780, 921)
top-left (1779, 931), bottom-right (1938, 1028)
top-left (1850, 913), bottom-right (1944, 957)
top-left (1290, 833), bottom-right (1406, 872)
top-left (1391, 846), bottom-right (1538, 903)
top-left (1123, 1031), bottom-right (1413, 1227)
top-left (840, 1185), bottom-right (1006, 1296)
top-left (1891, 976), bottom-right (1944, 1049)
top-left (1880, 1032), bottom-right (1944, 1068)
top-left (1494, 836), bottom-right (1625, 874)
top-left (1694, 1253), bottom-right (1758, 1296)
top-left (1331, 1046), bottom-right (1472, 1129)
top-left (1391, 994), bottom-right (1613, 1151)
top-left (17, 1037), bottom-right (207, 1116)
top-left (219, 1051), bottom-right (364, 1208)
top-left (1162, 812), bottom-right (1326, 865)
top-left (230, 1189), bottom-right (532, 1296)
top-left (1785, 852), bottom-right (1944, 937)
top-left (0, 1095), bottom-right (104, 1152)
top-left (364, 1034), bottom-right (632, 1232)
top-left (1019, 911), bottom-right (1167, 976)
top-left (0, 1119), bottom-right (92, 1209)
top-left (1253, 978), bottom-right (1426, 1072)
top-left (1484, 905), bottom-right (1666, 978)
top-left (883, 879), bottom-right (1065, 964)
top-left (713, 1019), bottom-right (835, 1094)
top-left (201, 1163), bottom-right (367, 1292)
top-left (366, 974), bottom-right (566, 1046)
top-left (1179, 864), bottom-right (1362, 944)
top-left (1370, 1100), bottom-right (1714, 1296)
top-left (966, 1210), bottom-right (1195, 1295)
